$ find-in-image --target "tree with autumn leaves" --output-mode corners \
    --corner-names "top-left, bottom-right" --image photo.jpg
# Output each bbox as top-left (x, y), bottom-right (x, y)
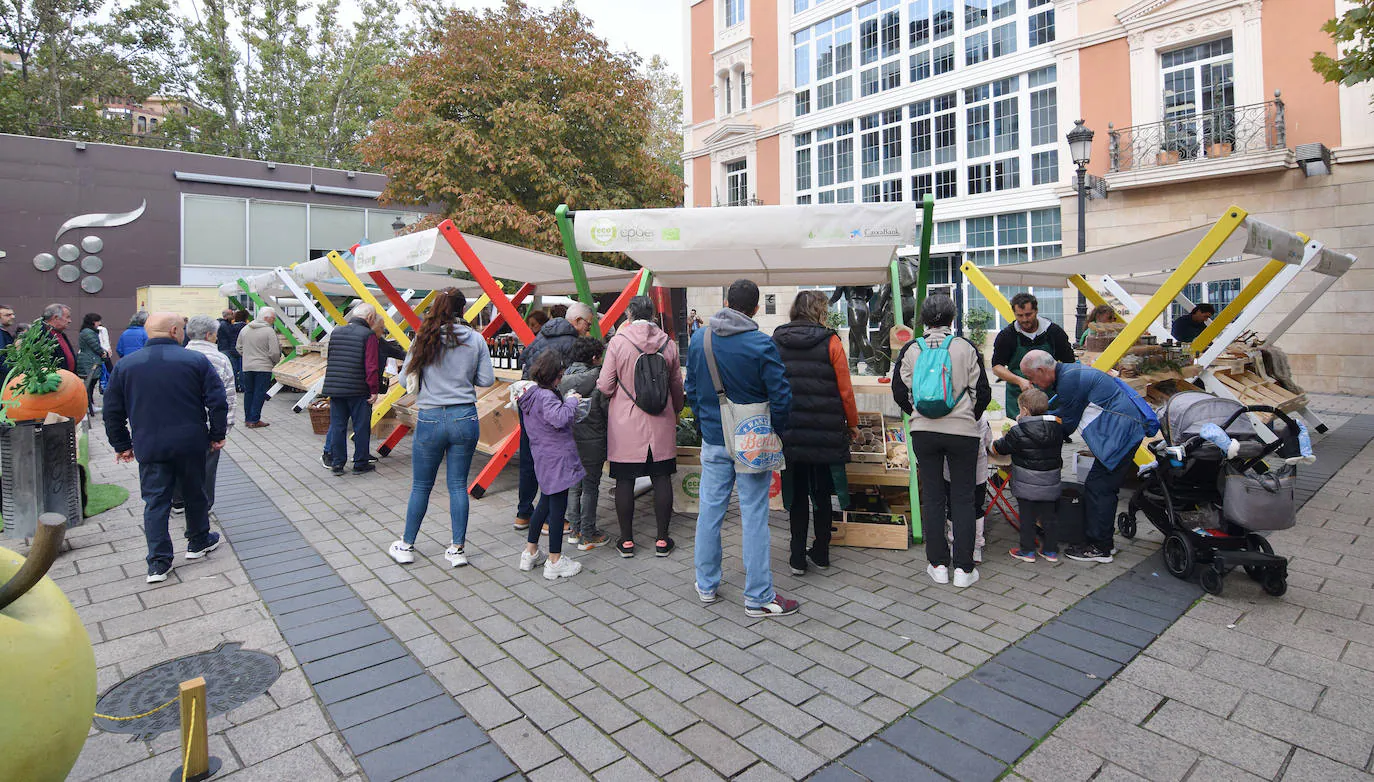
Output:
top-left (361, 0), bottom-right (684, 256)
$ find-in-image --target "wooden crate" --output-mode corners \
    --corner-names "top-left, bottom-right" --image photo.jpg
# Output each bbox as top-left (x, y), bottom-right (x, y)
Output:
top-left (1214, 369), bottom-right (1306, 414)
top-left (851, 411), bottom-right (886, 464)
top-left (273, 352), bottom-right (327, 391)
top-left (832, 511), bottom-right (909, 550)
top-left (475, 379), bottom-right (517, 455)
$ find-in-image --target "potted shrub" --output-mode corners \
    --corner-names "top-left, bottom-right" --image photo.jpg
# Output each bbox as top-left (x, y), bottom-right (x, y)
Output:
top-left (986, 399), bottom-right (1005, 423)
top-left (0, 326), bottom-right (87, 425)
top-left (965, 308), bottom-right (993, 351)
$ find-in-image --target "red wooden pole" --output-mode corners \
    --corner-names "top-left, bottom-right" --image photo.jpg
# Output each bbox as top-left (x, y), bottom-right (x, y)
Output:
top-left (481, 283), bottom-right (536, 340)
top-left (369, 272), bottom-right (423, 330)
top-left (438, 221), bottom-right (536, 346)
top-left (468, 429), bottom-right (521, 498)
top-left (598, 270), bottom-right (644, 335)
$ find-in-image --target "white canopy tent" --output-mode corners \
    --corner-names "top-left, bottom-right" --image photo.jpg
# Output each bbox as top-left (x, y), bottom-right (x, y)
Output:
top-left (352, 226), bottom-right (635, 293)
top-left (569, 204), bottom-right (920, 287)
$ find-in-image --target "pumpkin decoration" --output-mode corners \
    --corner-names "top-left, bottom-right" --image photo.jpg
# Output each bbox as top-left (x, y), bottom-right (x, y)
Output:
top-left (0, 326), bottom-right (87, 425)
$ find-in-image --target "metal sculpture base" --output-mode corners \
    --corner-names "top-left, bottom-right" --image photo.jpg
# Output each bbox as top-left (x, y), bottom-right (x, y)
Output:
top-left (170, 755), bottom-right (222, 782)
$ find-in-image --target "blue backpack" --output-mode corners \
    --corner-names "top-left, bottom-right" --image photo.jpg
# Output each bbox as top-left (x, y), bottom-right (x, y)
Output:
top-left (910, 335), bottom-right (967, 418)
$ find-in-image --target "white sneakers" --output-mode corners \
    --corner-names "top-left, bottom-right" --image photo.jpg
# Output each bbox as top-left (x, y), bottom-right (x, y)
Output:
top-left (444, 546), bottom-right (468, 567)
top-left (953, 568), bottom-right (980, 588)
top-left (388, 541), bottom-right (416, 564)
top-left (927, 564), bottom-right (950, 584)
top-left (518, 548), bottom-right (548, 571)
top-left (543, 556), bottom-right (582, 581)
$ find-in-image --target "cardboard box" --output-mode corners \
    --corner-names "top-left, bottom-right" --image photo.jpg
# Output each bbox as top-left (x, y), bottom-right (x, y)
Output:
top-left (832, 511), bottom-right (909, 550)
top-left (884, 424), bottom-right (909, 471)
top-left (671, 457), bottom-right (782, 514)
top-left (851, 411), bottom-right (886, 463)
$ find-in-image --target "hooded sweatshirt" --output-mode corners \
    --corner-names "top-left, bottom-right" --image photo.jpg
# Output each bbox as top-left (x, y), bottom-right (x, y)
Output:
top-left (520, 317), bottom-right (579, 379)
top-left (685, 308), bottom-right (791, 448)
top-left (402, 322), bottom-right (495, 408)
top-left (236, 320), bottom-right (282, 372)
top-left (597, 320), bottom-right (685, 464)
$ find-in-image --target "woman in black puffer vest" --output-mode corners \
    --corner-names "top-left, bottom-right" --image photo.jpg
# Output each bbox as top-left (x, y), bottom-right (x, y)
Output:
top-left (772, 290), bottom-right (859, 575)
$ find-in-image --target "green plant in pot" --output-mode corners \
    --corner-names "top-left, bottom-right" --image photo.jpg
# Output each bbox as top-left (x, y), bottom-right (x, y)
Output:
top-left (965, 308), bottom-right (993, 351)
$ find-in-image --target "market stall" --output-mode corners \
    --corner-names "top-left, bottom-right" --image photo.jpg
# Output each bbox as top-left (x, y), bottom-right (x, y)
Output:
top-left (964, 205), bottom-right (1358, 450)
top-left (563, 200), bottom-right (935, 547)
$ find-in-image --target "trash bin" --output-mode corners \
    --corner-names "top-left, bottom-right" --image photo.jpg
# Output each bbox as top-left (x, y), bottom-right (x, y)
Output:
top-left (0, 419), bottom-right (84, 538)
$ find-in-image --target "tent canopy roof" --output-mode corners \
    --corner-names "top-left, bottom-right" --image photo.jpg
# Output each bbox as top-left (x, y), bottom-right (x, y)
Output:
top-left (353, 226), bottom-right (634, 293)
top-left (571, 204), bottom-right (919, 287)
top-left (979, 218), bottom-right (1355, 294)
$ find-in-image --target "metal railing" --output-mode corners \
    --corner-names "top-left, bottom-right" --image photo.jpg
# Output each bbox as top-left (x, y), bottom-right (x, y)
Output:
top-left (1107, 94), bottom-right (1285, 173)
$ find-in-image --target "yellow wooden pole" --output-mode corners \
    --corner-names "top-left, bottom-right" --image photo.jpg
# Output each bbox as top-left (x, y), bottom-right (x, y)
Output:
top-left (1093, 207), bottom-right (1248, 372)
top-left (326, 251), bottom-right (411, 349)
top-left (371, 385), bottom-right (409, 427)
top-left (960, 260), bottom-right (1014, 321)
top-left (1189, 259), bottom-right (1287, 354)
top-left (413, 290), bottom-right (438, 318)
top-left (178, 678), bottom-right (209, 780)
top-left (304, 283), bottom-right (347, 326)
top-left (1068, 275), bottom-right (1121, 321)
top-left (463, 292), bottom-right (493, 323)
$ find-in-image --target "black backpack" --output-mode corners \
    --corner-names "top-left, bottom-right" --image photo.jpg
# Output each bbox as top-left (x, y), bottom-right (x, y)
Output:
top-left (618, 341), bottom-right (670, 415)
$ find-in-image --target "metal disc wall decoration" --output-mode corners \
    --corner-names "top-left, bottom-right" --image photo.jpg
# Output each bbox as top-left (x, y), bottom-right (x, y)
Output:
top-left (33, 252), bottom-right (56, 271)
top-left (57, 244), bottom-right (79, 262)
top-left (81, 236), bottom-right (103, 253)
top-left (81, 255), bottom-right (103, 273)
top-left (57, 265), bottom-right (80, 282)
top-left (81, 276), bottom-right (103, 293)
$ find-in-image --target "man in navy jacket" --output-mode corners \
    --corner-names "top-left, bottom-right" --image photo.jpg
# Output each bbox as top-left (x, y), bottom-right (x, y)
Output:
top-left (686, 279), bottom-right (797, 618)
top-left (104, 312), bottom-right (229, 583)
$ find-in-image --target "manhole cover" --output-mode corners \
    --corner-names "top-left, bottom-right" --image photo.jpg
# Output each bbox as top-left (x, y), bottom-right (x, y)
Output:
top-left (94, 642), bottom-right (280, 739)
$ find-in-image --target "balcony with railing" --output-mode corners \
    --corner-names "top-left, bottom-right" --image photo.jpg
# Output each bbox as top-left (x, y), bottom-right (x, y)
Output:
top-left (1105, 94), bottom-right (1289, 186)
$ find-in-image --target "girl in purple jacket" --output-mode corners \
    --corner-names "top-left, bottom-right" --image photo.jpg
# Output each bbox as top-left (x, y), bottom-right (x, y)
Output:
top-left (516, 351), bottom-right (586, 580)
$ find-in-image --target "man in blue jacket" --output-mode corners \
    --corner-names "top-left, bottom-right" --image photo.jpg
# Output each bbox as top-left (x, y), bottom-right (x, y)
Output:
top-left (104, 312), bottom-right (229, 584)
top-left (686, 279), bottom-right (798, 618)
top-left (1022, 349), bottom-right (1158, 564)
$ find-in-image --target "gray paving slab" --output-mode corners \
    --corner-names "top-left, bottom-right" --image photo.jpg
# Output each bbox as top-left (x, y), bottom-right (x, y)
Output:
top-left (878, 716), bottom-right (1006, 782)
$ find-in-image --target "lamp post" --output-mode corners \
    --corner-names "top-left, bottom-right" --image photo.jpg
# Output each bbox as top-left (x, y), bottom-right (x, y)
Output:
top-left (1066, 119), bottom-right (1094, 339)
top-left (391, 216), bottom-right (405, 235)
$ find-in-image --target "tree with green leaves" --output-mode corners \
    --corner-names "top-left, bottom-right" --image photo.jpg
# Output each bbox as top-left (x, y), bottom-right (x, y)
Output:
top-left (646, 55), bottom-right (685, 184)
top-left (359, 0), bottom-right (683, 256)
top-left (1313, 0), bottom-right (1374, 96)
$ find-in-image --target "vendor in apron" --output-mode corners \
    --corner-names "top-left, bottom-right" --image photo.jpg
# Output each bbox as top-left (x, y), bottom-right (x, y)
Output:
top-left (989, 292), bottom-right (1078, 417)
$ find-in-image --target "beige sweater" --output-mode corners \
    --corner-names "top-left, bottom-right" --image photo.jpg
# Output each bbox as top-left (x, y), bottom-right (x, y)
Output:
top-left (898, 326), bottom-right (982, 440)
top-left (236, 320), bottom-right (282, 372)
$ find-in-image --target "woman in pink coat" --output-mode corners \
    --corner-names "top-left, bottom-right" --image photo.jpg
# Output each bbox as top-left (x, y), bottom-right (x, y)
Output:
top-left (597, 296), bottom-right (685, 559)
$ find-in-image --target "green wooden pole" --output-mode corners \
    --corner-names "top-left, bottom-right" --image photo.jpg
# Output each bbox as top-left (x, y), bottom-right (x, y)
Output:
top-left (899, 194), bottom-right (937, 545)
top-left (636, 268), bottom-right (655, 295)
top-left (555, 204), bottom-right (602, 339)
top-left (237, 279), bottom-right (301, 361)
top-left (914, 193), bottom-right (935, 337)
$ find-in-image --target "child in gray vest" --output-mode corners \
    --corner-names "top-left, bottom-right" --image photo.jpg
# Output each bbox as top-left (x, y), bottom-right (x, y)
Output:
top-left (990, 388), bottom-right (1064, 563)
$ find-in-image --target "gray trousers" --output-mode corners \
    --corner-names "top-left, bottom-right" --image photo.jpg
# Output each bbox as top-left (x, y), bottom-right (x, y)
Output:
top-left (567, 471), bottom-right (603, 537)
top-left (172, 447), bottom-right (223, 510)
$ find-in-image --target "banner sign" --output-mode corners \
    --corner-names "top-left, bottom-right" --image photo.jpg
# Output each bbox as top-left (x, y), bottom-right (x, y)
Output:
top-left (573, 205), bottom-right (918, 254)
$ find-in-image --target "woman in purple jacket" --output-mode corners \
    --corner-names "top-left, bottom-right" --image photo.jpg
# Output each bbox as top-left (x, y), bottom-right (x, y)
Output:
top-left (516, 351), bottom-right (586, 580)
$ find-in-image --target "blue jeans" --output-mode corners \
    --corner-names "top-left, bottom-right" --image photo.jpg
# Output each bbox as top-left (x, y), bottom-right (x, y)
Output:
top-left (404, 404), bottom-right (479, 545)
top-left (224, 351), bottom-right (243, 391)
top-left (326, 396), bottom-right (372, 468)
top-left (1084, 448), bottom-right (1138, 550)
top-left (516, 409), bottom-right (538, 519)
top-left (694, 442), bottom-right (774, 609)
top-left (568, 470), bottom-right (603, 537)
top-left (140, 458), bottom-right (212, 570)
top-left (242, 371), bottom-right (271, 423)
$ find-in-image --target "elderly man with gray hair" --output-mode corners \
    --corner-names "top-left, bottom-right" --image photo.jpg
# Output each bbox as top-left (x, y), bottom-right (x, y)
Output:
top-left (34, 302), bottom-right (77, 373)
top-left (237, 307), bottom-right (281, 428)
top-left (321, 302), bottom-right (382, 475)
top-left (172, 315), bottom-right (237, 514)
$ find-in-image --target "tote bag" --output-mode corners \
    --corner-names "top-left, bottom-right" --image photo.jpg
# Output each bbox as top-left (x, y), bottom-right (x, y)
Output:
top-left (703, 330), bottom-right (785, 474)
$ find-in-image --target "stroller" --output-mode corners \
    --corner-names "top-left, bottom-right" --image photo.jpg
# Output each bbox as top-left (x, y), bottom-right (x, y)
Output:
top-left (1117, 391), bottom-right (1307, 597)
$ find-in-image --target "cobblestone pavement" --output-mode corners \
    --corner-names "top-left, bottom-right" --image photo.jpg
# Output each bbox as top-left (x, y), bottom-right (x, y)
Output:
top-left (16, 390), bottom-right (1373, 780)
top-left (1010, 394), bottom-right (1374, 782)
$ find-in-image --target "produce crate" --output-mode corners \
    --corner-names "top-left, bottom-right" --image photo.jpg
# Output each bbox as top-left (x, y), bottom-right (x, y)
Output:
top-left (832, 511), bottom-right (909, 550)
top-left (273, 350), bottom-right (327, 391)
top-left (883, 424), bottom-right (908, 471)
top-left (1214, 369), bottom-right (1307, 414)
top-left (850, 411), bottom-right (886, 464)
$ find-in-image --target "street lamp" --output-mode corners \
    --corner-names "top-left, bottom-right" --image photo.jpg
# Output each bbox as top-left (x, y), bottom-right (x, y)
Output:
top-left (1066, 119), bottom-right (1094, 339)
top-left (391, 216), bottom-right (406, 234)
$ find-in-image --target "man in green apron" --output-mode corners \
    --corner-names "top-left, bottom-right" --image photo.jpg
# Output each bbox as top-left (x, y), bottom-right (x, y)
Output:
top-left (989, 292), bottom-right (1077, 417)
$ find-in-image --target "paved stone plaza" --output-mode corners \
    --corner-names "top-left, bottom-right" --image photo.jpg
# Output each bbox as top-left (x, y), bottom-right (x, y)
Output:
top-left (14, 391), bottom-right (1374, 780)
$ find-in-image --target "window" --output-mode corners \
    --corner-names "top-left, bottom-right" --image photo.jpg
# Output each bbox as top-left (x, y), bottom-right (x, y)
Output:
top-left (1031, 150), bottom-right (1058, 185)
top-left (725, 0), bottom-right (744, 27)
top-left (1030, 87), bottom-right (1056, 146)
top-left (726, 160), bottom-right (749, 206)
top-left (796, 11), bottom-right (855, 113)
top-left (991, 22), bottom-right (1016, 57)
top-left (863, 182), bottom-right (882, 202)
top-left (933, 43), bottom-right (955, 74)
top-left (249, 201), bottom-right (307, 268)
top-left (795, 0), bottom-right (811, 10)
top-left (965, 0), bottom-right (987, 29)
top-left (183, 195), bottom-right (247, 266)
top-left (1030, 207), bottom-right (1060, 244)
top-left (137, 116), bottom-right (146, 133)
top-left (909, 0), bottom-right (930, 47)
top-left (882, 124), bottom-right (902, 174)
top-left (819, 141), bottom-right (836, 186)
top-left (1161, 37), bottom-right (1234, 159)
top-left (1028, 9), bottom-right (1054, 47)
top-left (998, 211), bottom-right (1027, 247)
top-left (937, 219), bottom-right (960, 244)
top-left (966, 31), bottom-right (988, 65)
top-left (933, 0), bottom-right (954, 39)
top-left (725, 73), bottom-right (733, 114)
top-left (883, 179), bottom-right (903, 201)
top-left (796, 147), bottom-right (812, 191)
top-left (797, 195), bottom-right (813, 204)
top-left (861, 129), bottom-right (880, 178)
top-left (913, 172), bottom-right (932, 199)
top-left (910, 50), bottom-right (931, 81)
top-left (741, 74), bottom-right (748, 109)
top-left (861, 67), bottom-right (880, 96)
top-left (837, 137), bottom-right (855, 181)
top-left (860, 1), bottom-right (881, 65)
top-left (935, 169), bottom-right (957, 198)
top-left (311, 206), bottom-right (366, 251)
top-left (911, 116), bottom-right (931, 168)
top-left (765, 294), bottom-right (777, 314)
top-left (966, 216), bottom-right (994, 247)
top-left (994, 96), bottom-right (1018, 153)
top-left (967, 104), bottom-right (990, 158)
top-left (795, 30), bottom-right (812, 87)
top-left (796, 90), bottom-right (811, 116)
top-left (881, 60), bottom-right (901, 90)
top-left (991, 0), bottom-right (1015, 20)
top-left (933, 94), bottom-right (957, 164)
top-left (149, 118), bottom-right (159, 131)
top-left (881, 2), bottom-right (901, 56)
top-left (994, 157), bottom-right (1020, 190)
top-left (968, 163), bottom-right (991, 194)
top-left (820, 190), bottom-right (837, 203)
top-left (838, 186), bottom-right (855, 202)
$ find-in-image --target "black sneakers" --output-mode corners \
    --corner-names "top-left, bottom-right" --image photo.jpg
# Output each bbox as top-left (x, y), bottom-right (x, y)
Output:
top-left (352, 463), bottom-right (376, 475)
top-left (1064, 544), bottom-right (1114, 563)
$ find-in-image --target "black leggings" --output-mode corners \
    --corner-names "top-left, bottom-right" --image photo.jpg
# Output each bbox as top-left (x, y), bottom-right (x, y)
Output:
top-left (787, 462), bottom-right (834, 569)
top-left (615, 475), bottom-right (672, 544)
top-left (528, 489), bottom-right (569, 554)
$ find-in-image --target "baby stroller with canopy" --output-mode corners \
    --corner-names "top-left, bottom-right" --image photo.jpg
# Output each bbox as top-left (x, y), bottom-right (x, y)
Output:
top-left (1117, 391), bottom-right (1308, 597)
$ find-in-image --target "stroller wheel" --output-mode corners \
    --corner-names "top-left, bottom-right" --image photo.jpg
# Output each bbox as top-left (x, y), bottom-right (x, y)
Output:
top-left (1163, 533), bottom-right (1195, 580)
top-left (1117, 512), bottom-right (1137, 540)
top-left (1262, 573), bottom-right (1287, 597)
top-left (1200, 565), bottom-right (1224, 596)
top-left (1244, 534), bottom-right (1273, 581)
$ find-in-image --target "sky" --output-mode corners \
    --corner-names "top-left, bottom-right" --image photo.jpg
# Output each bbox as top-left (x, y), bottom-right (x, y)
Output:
top-left (449, 1), bottom-right (684, 76)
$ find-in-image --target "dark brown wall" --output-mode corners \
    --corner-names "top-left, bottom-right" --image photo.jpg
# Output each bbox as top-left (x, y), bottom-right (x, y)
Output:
top-left (0, 133), bottom-right (392, 345)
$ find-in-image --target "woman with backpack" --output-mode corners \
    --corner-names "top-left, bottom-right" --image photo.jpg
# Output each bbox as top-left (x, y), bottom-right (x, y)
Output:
top-left (773, 290), bottom-right (859, 576)
top-left (597, 295), bottom-right (685, 558)
top-left (891, 294), bottom-right (989, 589)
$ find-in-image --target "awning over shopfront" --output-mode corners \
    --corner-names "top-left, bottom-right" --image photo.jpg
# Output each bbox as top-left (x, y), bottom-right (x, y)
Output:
top-left (570, 204), bottom-right (919, 287)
